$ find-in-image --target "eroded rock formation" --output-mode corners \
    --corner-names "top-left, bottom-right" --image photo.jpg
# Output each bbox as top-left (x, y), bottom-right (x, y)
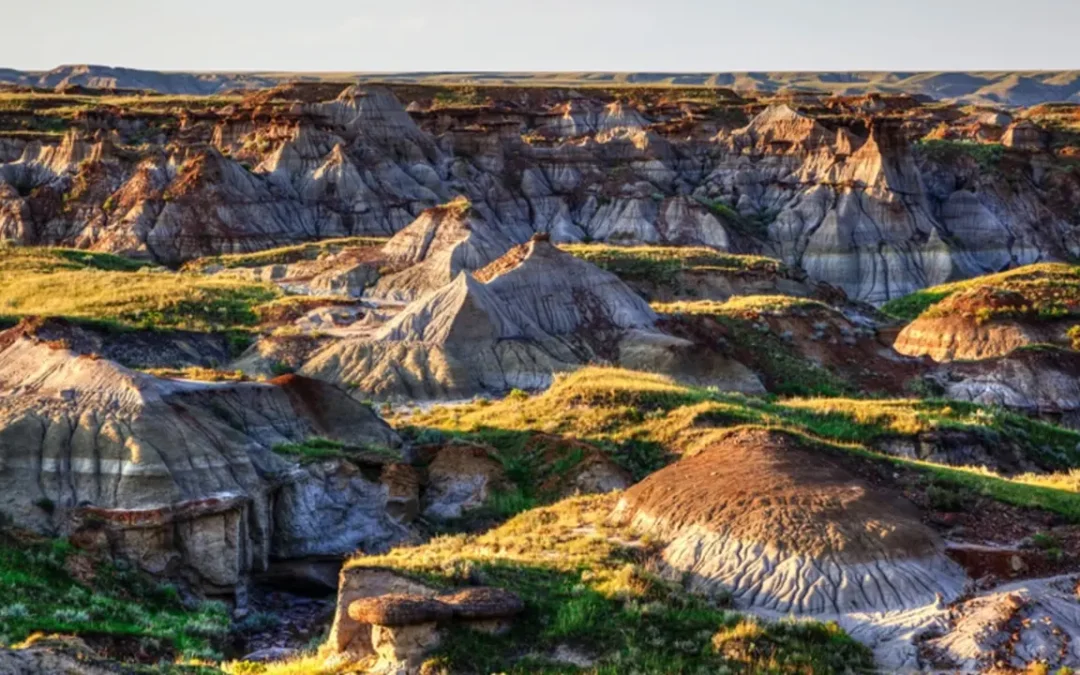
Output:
top-left (610, 427), bottom-right (969, 668)
top-left (0, 322), bottom-right (409, 596)
top-left (3, 86), bottom-right (1079, 303)
top-left (293, 236), bottom-right (762, 400)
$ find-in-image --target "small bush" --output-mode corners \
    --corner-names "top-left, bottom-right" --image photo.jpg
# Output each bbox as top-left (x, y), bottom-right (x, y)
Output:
top-left (926, 483), bottom-right (970, 512)
top-left (0, 603), bottom-right (29, 619)
top-left (52, 608), bottom-right (90, 623)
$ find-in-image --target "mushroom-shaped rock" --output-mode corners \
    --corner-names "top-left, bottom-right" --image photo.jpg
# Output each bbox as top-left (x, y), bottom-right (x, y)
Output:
top-left (348, 594), bottom-right (454, 626)
top-left (347, 594), bottom-right (449, 672)
top-left (441, 587), bottom-right (525, 620)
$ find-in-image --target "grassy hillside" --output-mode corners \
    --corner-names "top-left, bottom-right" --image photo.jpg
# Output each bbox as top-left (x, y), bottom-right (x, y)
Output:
top-left (183, 237), bottom-right (388, 272)
top-left (340, 494), bottom-right (873, 675)
top-left (402, 368), bottom-right (1080, 520)
top-left (654, 297), bottom-right (851, 397)
top-left (0, 246), bottom-right (280, 331)
top-left (561, 245), bottom-right (783, 287)
top-left (0, 530), bottom-right (229, 661)
top-left (881, 263), bottom-right (1080, 321)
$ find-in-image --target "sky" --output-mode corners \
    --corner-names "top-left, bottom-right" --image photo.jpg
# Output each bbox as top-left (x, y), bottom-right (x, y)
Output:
top-left (4, 0), bottom-right (1079, 73)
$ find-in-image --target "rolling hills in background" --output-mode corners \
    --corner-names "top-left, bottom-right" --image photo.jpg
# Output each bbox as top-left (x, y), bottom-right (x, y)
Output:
top-left (4, 64), bottom-right (1080, 105)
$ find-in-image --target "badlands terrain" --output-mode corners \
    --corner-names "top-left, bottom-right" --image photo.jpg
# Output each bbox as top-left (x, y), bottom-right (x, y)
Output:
top-left (6, 66), bottom-right (1080, 106)
top-left (0, 80), bottom-right (1078, 674)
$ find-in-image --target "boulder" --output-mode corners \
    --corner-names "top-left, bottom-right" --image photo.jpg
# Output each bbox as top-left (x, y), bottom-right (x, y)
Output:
top-left (421, 443), bottom-right (507, 521)
top-left (921, 576), bottom-right (1080, 671)
top-left (934, 347), bottom-right (1080, 430)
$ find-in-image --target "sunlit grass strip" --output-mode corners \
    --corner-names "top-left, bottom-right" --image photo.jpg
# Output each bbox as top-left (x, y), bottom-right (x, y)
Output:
top-left (183, 237), bottom-right (388, 272)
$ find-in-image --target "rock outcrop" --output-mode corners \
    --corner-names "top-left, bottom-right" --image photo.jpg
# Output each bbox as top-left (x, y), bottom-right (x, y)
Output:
top-left (921, 575), bottom-right (1080, 671)
top-left (300, 272), bottom-right (581, 400)
top-left (894, 280), bottom-right (1080, 362)
top-left (932, 347), bottom-right (1080, 429)
top-left (612, 428), bottom-right (966, 615)
top-left (344, 587), bottom-right (523, 673)
top-left (0, 323), bottom-right (409, 596)
top-left (610, 427), bottom-right (969, 668)
top-left (296, 236), bottom-right (762, 400)
top-left (370, 199), bottom-right (519, 302)
top-left (325, 566), bottom-right (523, 673)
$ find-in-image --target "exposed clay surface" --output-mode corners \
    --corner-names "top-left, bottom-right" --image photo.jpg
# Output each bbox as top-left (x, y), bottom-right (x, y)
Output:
top-left (612, 428), bottom-right (966, 615)
top-left (294, 239), bottom-right (762, 400)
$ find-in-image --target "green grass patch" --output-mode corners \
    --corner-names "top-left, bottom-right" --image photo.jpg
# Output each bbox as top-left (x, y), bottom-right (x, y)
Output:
top-left (916, 139), bottom-right (1006, 170)
top-left (272, 437), bottom-right (401, 464)
top-left (881, 263), bottom-right (1080, 321)
top-left (693, 197), bottom-right (779, 238)
top-left (0, 245), bottom-right (280, 331)
top-left (653, 298), bottom-right (853, 397)
top-left (405, 367), bottom-right (1080, 521)
top-left (0, 531), bottom-right (228, 659)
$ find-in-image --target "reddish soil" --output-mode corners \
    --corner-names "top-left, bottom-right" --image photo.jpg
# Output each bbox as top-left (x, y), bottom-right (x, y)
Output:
top-left (618, 427), bottom-right (939, 560)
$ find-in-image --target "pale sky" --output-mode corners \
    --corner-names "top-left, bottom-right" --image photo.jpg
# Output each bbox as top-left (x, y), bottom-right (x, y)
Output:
top-left (4, 0), bottom-right (1079, 72)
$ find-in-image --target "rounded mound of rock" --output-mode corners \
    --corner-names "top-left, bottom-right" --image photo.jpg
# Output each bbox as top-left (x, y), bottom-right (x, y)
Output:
top-left (611, 427), bottom-right (967, 615)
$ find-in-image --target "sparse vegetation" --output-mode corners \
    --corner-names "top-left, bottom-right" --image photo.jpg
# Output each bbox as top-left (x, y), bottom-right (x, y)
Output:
top-left (430, 87), bottom-right (489, 109)
top-left (561, 244), bottom-right (783, 288)
top-left (882, 263), bottom-right (1080, 321)
top-left (141, 367), bottom-right (250, 382)
top-left (253, 296), bottom-right (360, 325)
top-left (657, 295), bottom-right (828, 316)
top-left (183, 237), bottom-right (387, 272)
top-left (916, 138), bottom-right (1006, 170)
top-left (693, 197), bottom-right (779, 237)
top-left (403, 367), bottom-right (1080, 520)
top-left (345, 494), bottom-right (874, 674)
top-left (654, 297), bottom-right (853, 396)
top-left (272, 437), bottom-right (401, 464)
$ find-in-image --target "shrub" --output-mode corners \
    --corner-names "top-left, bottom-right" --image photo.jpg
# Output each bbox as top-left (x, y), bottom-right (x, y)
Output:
top-left (926, 483), bottom-right (969, 512)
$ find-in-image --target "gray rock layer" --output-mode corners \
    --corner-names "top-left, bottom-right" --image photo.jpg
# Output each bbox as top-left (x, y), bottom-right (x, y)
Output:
top-left (0, 333), bottom-right (406, 594)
